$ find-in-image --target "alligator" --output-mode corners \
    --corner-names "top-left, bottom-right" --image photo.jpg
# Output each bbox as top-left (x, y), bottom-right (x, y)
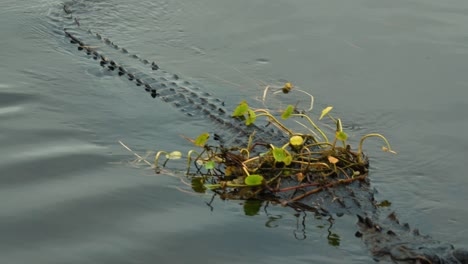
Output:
top-left (59, 1), bottom-right (286, 148)
top-left (55, 1), bottom-right (468, 263)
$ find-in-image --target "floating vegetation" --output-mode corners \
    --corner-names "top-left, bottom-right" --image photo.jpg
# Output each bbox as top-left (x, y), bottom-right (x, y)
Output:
top-left (152, 83), bottom-right (396, 205)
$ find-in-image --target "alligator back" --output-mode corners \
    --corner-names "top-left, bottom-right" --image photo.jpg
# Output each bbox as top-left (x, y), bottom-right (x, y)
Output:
top-left (60, 0), bottom-right (287, 147)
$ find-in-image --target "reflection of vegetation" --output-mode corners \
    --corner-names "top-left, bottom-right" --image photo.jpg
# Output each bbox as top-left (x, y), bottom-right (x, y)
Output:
top-left (154, 83), bottom-right (396, 204)
top-left (205, 195), bottom-right (338, 243)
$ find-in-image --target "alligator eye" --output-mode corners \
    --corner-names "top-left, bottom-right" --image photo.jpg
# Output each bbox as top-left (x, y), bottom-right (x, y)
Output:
top-left (77, 46), bottom-right (83, 50)
top-left (121, 48), bottom-right (128, 53)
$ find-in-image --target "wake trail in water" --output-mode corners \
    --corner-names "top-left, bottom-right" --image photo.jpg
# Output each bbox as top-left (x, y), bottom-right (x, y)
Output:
top-left (53, 0), bottom-right (287, 146)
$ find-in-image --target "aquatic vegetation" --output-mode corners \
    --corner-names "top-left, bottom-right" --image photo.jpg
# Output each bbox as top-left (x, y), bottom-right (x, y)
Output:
top-left (154, 83), bottom-right (396, 203)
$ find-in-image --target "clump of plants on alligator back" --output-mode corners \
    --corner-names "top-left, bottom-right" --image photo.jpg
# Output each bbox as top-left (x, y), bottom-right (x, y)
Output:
top-left (154, 83), bottom-right (396, 204)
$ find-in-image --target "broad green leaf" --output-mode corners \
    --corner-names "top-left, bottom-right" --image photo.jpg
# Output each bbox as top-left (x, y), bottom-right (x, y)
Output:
top-left (336, 131), bottom-right (348, 141)
top-left (204, 160), bottom-right (215, 170)
top-left (272, 146), bottom-right (292, 165)
top-left (165, 151), bottom-right (182, 160)
top-left (232, 100), bottom-right (249, 117)
top-left (194, 133), bottom-right (210, 147)
top-left (272, 146), bottom-right (286, 162)
top-left (281, 105), bottom-right (294, 120)
top-left (283, 154), bottom-right (292, 166)
top-left (319, 106), bottom-right (333, 120)
top-left (289, 135), bottom-right (304, 147)
top-left (246, 109), bottom-right (256, 125)
top-left (245, 174), bottom-right (264, 186)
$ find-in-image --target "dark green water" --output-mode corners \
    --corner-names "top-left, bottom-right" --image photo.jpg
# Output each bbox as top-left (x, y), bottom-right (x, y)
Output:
top-left (1, 0), bottom-right (467, 263)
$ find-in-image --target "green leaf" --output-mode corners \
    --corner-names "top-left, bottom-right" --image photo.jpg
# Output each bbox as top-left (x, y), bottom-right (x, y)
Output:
top-left (232, 100), bottom-right (249, 117)
top-left (246, 109), bottom-right (256, 125)
top-left (281, 105), bottom-right (294, 120)
top-left (194, 133), bottom-right (210, 147)
top-left (283, 154), bottom-right (292, 166)
top-left (336, 131), bottom-right (348, 141)
top-left (271, 146), bottom-right (292, 165)
top-left (204, 160), bottom-right (215, 170)
top-left (289, 135), bottom-right (304, 147)
top-left (319, 106), bottom-right (333, 120)
top-left (165, 151), bottom-right (182, 160)
top-left (245, 174), bottom-right (264, 186)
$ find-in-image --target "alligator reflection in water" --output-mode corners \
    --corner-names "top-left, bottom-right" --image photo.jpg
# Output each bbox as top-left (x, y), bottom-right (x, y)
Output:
top-left (57, 1), bottom-right (468, 263)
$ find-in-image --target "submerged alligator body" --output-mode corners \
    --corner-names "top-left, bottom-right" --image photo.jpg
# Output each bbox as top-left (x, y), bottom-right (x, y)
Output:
top-left (61, 1), bottom-right (286, 148)
top-left (58, 1), bottom-right (467, 263)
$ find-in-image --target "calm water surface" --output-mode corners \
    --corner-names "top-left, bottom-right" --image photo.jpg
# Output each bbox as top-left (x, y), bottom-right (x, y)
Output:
top-left (1, 0), bottom-right (467, 263)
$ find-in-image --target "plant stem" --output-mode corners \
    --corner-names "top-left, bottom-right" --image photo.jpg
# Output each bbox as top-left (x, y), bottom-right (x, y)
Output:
top-left (357, 133), bottom-right (396, 164)
top-left (255, 110), bottom-right (293, 135)
top-left (291, 114), bottom-right (329, 143)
